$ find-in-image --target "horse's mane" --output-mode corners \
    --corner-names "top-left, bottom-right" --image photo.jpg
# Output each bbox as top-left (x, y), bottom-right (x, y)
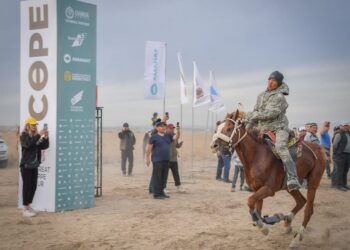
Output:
top-left (224, 112), bottom-right (267, 145)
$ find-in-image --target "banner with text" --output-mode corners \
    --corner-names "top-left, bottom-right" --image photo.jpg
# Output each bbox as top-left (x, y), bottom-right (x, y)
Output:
top-left (144, 41), bottom-right (166, 99)
top-left (56, 0), bottom-right (96, 211)
top-left (20, 0), bottom-right (58, 212)
top-left (20, 0), bottom-right (96, 212)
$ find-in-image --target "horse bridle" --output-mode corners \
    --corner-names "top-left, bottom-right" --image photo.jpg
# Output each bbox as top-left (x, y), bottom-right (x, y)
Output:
top-left (213, 118), bottom-right (247, 154)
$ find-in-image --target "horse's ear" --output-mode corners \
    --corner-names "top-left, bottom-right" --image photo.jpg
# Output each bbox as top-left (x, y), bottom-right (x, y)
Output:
top-left (234, 109), bottom-right (239, 120)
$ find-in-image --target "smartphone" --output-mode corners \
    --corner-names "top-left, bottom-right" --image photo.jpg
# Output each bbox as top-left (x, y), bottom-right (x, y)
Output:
top-left (44, 123), bottom-right (48, 130)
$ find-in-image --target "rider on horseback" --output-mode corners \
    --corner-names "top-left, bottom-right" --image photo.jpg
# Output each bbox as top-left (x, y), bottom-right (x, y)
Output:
top-left (242, 71), bottom-right (301, 191)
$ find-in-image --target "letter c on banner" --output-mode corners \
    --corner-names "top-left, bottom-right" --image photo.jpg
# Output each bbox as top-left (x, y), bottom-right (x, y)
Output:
top-left (29, 95), bottom-right (48, 121)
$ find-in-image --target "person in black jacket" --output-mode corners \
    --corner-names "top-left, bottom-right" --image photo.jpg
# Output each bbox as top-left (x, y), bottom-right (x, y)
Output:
top-left (118, 123), bottom-right (136, 176)
top-left (20, 117), bottom-right (49, 217)
top-left (332, 123), bottom-right (350, 191)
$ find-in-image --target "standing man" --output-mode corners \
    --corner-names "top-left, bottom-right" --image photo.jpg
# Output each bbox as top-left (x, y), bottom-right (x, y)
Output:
top-left (242, 71), bottom-right (301, 191)
top-left (145, 121), bottom-right (180, 199)
top-left (164, 123), bottom-right (185, 193)
top-left (332, 123), bottom-right (350, 191)
top-left (320, 121), bottom-right (331, 178)
top-left (118, 122), bottom-right (136, 176)
top-left (304, 123), bottom-right (320, 144)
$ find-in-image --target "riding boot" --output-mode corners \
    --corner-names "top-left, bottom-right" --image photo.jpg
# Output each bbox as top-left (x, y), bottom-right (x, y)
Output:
top-left (284, 158), bottom-right (301, 191)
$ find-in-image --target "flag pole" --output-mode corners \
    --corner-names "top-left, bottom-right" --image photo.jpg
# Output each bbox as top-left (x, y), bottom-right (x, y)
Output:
top-left (180, 103), bottom-right (183, 179)
top-left (204, 109), bottom-right (210, 169)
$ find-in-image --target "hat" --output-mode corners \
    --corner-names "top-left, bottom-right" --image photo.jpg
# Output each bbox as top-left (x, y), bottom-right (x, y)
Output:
top-left (167, 123), bottom-right (175, 129)
top-left (123, 122), bottom-right (129, 127)
top-left (309, 122), bottom-right (317, 127)
top-left (298, 126), bottom-right (306, 132)
top-left (155, 121), bottom-right (166, 127)
top-left (268, 71), bottom-right (284, 86)
top-left (25, 117), bottom-right (38, 125)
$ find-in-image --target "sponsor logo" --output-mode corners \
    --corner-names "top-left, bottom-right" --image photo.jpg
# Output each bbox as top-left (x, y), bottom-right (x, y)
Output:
top-left (71, 90), bottom-right (84, 112)
top-left (65, 6), bottom-right (90, 26)
top-left (63, 53), bottom-right (91, 64)
top-left (150, 84), bottom-right (158, 95)
top-left (71, 90), bottom-right (84, 105)
top-left (65, 6), bottom-right (74, 19)
top-left (70, 33), bottom-right (87, 47)
top-left (64, 54), bottom-right (71, 63)
top-left (64, 71), bottom-right (91, 82)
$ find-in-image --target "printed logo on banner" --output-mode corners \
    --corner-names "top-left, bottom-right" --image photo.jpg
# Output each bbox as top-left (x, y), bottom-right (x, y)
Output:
top-left (65, 6), bottom-right (74, 19)
top-left (70, 90), bottom-right (84, 112)
top-left (68, 33), bottom-right (87, 47)
top-left (63, 54), bottom-right (91, 64)
top-left (64, 71), bottom-right (91, 82)
top-left (64, 54), bottom-right (71, 63)
top-left (150, 84), bottom-right (158, 95)
top-left (65, 6), bottom-right (90, 26)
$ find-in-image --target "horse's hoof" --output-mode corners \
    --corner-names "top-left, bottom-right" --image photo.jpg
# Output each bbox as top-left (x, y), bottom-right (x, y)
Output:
top-left (285, 225), bottom-right (293, 234)
top-left (289, 240), bottom-right (299, 249)
top-left (260, 224), bottom-right (269, 236)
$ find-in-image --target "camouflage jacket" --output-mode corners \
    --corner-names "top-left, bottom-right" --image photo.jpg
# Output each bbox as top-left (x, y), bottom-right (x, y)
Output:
top-left (245, 83), bottom-right (290, 133)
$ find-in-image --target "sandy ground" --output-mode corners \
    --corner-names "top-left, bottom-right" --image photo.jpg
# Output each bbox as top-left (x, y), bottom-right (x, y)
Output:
top-left (0, 128), bottom-right (350, 250)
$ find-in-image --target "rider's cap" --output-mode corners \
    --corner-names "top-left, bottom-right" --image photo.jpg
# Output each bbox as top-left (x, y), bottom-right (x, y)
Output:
top-left (25, 117), bottom-right (38, 125)
top-left (268, 71), bottom-right (284, 86)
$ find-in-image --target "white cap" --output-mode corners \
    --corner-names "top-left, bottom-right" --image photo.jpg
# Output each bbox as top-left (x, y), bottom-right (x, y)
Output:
top-left (298, 126), bottom-right (306, 132)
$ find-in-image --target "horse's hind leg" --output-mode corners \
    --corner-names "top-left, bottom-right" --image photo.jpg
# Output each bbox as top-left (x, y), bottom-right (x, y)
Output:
top-left (284, 190), bottom-right (306, 234)
top-left (289, 187), bottom-right (317, 248)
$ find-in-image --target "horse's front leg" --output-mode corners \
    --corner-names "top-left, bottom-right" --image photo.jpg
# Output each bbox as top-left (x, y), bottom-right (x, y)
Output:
top-left (248, 186), bottom-right (274, 235)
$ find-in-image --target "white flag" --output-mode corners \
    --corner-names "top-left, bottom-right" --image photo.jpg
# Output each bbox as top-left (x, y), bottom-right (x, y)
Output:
top-left (177, 52), bottom-right (189, 104)
top-left (193, 61), bottom-right (210, 107)
top-left (209, 71), bottom-right (226, 113)
top-left (144, 41), bottom-right (166, 99)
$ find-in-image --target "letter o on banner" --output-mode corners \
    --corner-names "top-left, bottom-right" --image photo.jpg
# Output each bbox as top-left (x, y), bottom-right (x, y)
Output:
top-left (28, 61), bottom-right (48, 91)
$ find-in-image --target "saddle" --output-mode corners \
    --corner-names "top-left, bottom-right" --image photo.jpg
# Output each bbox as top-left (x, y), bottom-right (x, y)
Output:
top-left (263, 130), bottom-right (303, 161)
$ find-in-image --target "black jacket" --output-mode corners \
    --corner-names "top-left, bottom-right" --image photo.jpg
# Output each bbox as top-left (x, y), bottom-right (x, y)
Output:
top-left (118, 130), bottom-right (136, 151)
top-left (20, 132), bottom-right (49, 168)
top-left (333, 131), bottom-right (348, 155)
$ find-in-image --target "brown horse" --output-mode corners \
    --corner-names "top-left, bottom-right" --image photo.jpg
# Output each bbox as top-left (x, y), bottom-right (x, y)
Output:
top-left (211, 111), bottom-right (326, 248)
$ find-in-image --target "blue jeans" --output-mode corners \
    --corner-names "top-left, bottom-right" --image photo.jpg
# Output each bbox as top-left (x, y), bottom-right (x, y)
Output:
top-left (216, 156), bottom-right (224, 179)
top-left (221, 154), bottom-right (231, 181)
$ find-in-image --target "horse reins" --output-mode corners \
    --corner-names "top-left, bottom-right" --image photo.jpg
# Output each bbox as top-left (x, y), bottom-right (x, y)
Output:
top-left (215, 118), bottom-right (247, 154)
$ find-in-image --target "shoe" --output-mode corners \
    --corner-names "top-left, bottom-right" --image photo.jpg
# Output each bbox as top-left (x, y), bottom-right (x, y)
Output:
top-left (28, 207), bottom-right (37, 214)
top-left (336, 186), bottom-right (347, 192)
top-left (224, 179), bottom-right (232, 183)
top-left (216, 177), bottom-right (223, 181)
top-left (23, 209), bottom-right (36, 217)
top-left (231, 187), bottom-right (235, 192)
top-left (345, 186), bottom-right (350, 190)
top-left (287, 178), bottom-right (301, 191)
top-left (163, 188), bottom-right (170, 194)
top-left (154, 195), bottom-right (166, 199)
top-left (176, 185), bottom-right (185, 193)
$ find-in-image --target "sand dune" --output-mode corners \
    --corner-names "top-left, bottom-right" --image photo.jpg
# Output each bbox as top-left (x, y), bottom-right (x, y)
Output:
top-left (0, 128), bottom-right (349, 250)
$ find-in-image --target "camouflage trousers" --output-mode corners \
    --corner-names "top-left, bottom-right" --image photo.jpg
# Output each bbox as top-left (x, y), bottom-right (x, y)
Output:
top-left (275, 129), bottom-right (298, 180)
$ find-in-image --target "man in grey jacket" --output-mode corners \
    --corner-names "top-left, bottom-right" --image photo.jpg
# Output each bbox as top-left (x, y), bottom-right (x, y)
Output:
top-left (243, 71), bottom-right (301, 191)
top-left (118, 123), bottom-right (136, 176)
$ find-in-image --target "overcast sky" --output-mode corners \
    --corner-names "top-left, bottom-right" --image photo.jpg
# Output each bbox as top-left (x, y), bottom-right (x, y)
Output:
top-left (1, 0), bottom-right (349, 128)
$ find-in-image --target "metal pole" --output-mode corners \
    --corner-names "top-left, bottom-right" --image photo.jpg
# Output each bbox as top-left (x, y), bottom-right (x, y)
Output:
top-left (180, 103), bottom-right (183, 179)
top-left (190, 106), bottom-right (194, 181)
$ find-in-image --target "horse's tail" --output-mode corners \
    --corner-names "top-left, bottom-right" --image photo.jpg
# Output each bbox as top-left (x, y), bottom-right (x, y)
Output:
top-left (308, 143), bottom-right (327, 188)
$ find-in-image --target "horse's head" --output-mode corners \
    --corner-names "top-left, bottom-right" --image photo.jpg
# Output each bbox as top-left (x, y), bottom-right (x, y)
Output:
top-left (210, 110), bottom-right (246, 154)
